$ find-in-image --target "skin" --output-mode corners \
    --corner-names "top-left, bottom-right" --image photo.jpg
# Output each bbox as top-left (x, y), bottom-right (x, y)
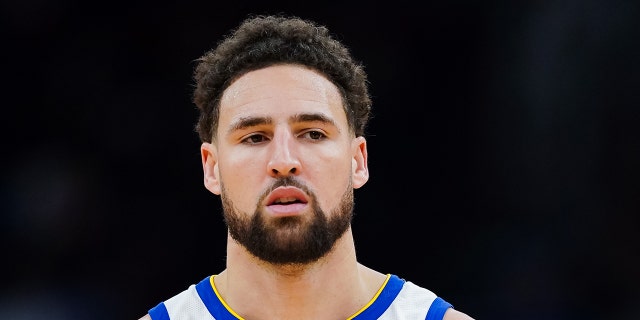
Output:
top-left (139, 64), bottom-right (473, 320)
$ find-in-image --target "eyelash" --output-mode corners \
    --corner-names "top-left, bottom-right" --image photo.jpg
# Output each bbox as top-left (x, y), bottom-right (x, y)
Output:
top-left (241, 130), bottom-right (327, 144)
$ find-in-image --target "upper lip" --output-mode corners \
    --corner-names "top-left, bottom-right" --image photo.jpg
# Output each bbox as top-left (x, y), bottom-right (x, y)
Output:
top-left (265, 186), bottom-right (309, 205)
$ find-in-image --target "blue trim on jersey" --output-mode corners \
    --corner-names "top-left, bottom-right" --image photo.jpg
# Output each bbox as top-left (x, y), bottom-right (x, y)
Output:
top-left (195, 276), bottom-right (238, 320)
top-left (149, 274), bottom-right (452, 320)
top-left (352, 274), bottom-right (404, 319)
top-left (148, 302), bottom-right (170, 320)
top-left (425, 297), bottom-right (452, 320)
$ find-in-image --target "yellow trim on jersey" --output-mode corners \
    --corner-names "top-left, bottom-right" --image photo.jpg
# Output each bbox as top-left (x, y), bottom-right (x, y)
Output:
top-left (210, 275), bottom-right (245, 320)
top-left (346, 273), bottom-right (392, 320)
top-left (209, 273), bottom-right (392, 320)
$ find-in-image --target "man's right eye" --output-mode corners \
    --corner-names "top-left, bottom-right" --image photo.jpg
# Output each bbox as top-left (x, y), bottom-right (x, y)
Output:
top-left (242, 134), bottom-right (268, 144)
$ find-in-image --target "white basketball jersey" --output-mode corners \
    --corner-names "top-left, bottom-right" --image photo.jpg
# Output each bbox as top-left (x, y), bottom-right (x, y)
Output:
top-left (148, 274), bottom-right (453, 320)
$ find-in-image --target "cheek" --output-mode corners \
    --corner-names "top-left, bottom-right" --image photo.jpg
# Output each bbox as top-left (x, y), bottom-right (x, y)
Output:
top-left (308, 157), bottom-right (353, 207)
top-left (218, 155), bottom-right (264, 205)
top-left (221, 148), bottom-right (263, 178)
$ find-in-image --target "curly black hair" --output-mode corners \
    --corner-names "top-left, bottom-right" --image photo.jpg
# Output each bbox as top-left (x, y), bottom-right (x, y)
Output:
top-left (192, 14), bottom-right (372, 143)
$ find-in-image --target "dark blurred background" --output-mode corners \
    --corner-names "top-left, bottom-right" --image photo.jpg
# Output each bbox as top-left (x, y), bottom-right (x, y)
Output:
top-left (2, 1), bottom-right (639, 319)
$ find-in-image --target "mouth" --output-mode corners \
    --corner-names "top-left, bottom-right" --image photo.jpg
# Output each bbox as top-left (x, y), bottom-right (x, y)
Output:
top-left (265, 186), bottom-right (309, 216)
top-left (272, 196), bottom-right (305, 205)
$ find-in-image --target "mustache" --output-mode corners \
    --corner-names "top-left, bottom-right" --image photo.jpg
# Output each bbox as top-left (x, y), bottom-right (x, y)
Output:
top-left (269, 176), bottom-right (306, 191)
top-left (263, 176), bottom-right (312, 199)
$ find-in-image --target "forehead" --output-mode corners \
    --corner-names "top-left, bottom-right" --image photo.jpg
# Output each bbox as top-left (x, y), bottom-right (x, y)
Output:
top-left (219, 64), bottom-right (346, 123)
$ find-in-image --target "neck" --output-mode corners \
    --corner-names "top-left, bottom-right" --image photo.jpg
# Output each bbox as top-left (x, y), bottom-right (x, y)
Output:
top-left (214, 228), bottom-right (387, 320)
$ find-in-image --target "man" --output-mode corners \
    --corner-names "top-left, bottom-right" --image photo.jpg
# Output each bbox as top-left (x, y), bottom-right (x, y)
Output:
top-left (139, 14), bottom-right (474, 320)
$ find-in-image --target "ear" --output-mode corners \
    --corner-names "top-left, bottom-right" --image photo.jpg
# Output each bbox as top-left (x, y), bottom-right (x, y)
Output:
top-left (351, 136), bottom-right (369, 189)
top-left (201, 142), bottom-right (221, 195)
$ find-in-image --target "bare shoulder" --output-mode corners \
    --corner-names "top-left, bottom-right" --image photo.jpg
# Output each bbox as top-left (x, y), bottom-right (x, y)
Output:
top-left (137, 314), bottom-right (152, 320)
top-left (444, 308), bottom-right (475, 320)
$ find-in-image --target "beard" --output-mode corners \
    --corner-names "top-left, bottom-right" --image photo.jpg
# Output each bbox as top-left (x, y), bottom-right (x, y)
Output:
top-left (220, 176), bottom-right (354, 265)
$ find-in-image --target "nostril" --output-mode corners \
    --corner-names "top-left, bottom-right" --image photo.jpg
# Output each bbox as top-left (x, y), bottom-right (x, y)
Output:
top-left (271, 167), bottom-right (297, 176)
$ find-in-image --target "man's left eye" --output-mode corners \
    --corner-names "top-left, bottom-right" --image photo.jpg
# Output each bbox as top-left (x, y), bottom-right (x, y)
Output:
top-left (305, 131), bottom-right (325, 140)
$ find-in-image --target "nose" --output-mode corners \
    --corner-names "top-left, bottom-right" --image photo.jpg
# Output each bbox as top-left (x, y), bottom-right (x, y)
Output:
top-left (267, 130), bottom-right (301, 177)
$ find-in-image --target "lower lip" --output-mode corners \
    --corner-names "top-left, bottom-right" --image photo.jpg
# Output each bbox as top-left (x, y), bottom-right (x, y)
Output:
top-left (266, 203), bottom-right (307, 217)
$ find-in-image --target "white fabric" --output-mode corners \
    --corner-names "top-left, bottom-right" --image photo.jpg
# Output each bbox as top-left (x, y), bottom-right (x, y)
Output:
top-left (164, 284), bottom-right (215, 320)
top-left (378, 281), bottom-right (436, 319)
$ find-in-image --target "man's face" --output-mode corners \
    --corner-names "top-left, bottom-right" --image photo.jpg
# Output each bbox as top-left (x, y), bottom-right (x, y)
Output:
top-left (200, 64), bottom-right (369, 264)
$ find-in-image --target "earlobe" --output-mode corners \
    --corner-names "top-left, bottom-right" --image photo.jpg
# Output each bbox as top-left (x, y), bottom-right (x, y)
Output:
top-left (352, 136), bottom-right (369, 189)
top-left (201, 142), bottom-right (221, 195)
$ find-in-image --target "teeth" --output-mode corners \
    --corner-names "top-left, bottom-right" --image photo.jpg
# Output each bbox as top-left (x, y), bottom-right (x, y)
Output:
top-left (274, 197), bottom-right (297, 204)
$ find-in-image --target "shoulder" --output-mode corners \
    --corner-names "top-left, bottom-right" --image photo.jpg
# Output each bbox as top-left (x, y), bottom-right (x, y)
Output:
top-left (398, 278), bottom-right (474, 320)
top-left (137, 314), bottom-right (152, 320)
top-left (444, 308), bottom-right (475, 320)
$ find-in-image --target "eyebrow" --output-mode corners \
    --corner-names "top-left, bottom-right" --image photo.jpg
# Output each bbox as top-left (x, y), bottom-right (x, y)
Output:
top-left (228, 116), bottom-right (272, 133)
top-left (292, 112), bottom-right (336, 127)
top-left (227, 112), bottom-right (337, 133)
